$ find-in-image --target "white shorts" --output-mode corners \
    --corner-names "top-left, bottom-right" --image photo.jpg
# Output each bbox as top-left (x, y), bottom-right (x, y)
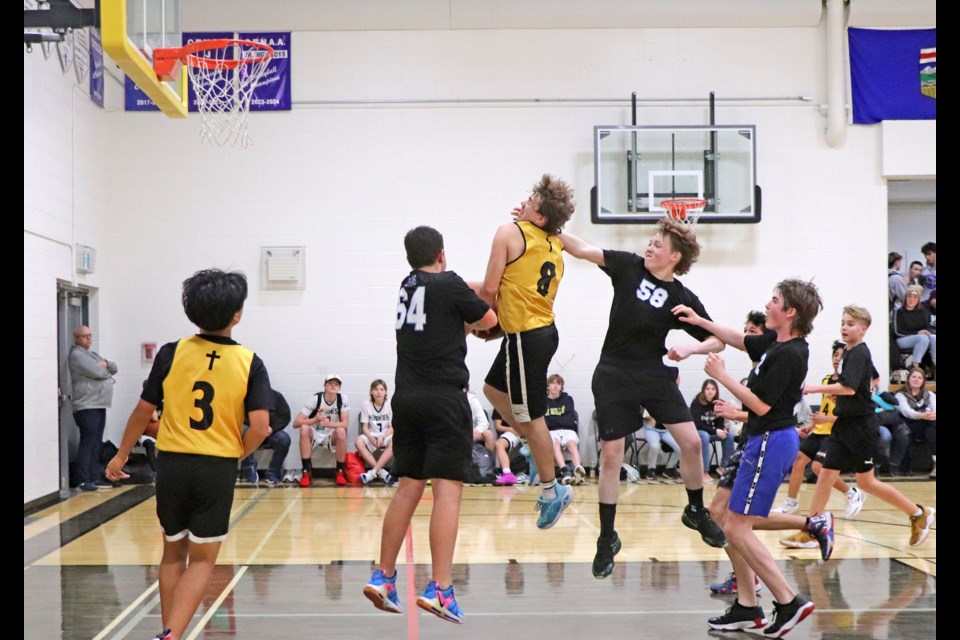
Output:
top-left (550, 429), bottom-right (580, 448)
top-left (497, 431), bottom-right (523, 451)
top-left (311, 427), bottom-right (337, 452)
top-left (358, 433), bottom-right (392, 452)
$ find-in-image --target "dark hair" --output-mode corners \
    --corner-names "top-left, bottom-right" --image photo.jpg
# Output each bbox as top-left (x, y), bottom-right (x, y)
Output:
top-left (655, 218), bottom-right (701, 275)
top-left (182, 269), bottom-right (248, 332)
top-left (888, 251), bottom-right (902, 268)
top-left (404, 226), bottom-right (444, 269)
top-left (910, 260), bottom-right (923, 270)
top-left (547, 373), bottom-right (565, 390)
top-left (831, 340), bottom-right (845, 353)
top-left (531, 174), bottom-right (575, 235)
top-left (776, 278), bottom-right (823, 337)
top-left (900, 366), bottom-right (928, 395)
top-left (695, 378), bottom-right (720, 405)
top-left (745, 310), bottom-right (767, 328)
top-left (921, 241), bottom-right (936, 255)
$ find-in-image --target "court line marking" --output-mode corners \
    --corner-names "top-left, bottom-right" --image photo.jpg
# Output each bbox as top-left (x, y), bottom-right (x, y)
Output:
top-left (93, 487), bottom-right (274, 640)
top-left (184, 566), bottom-right (249, 640)
top-left (91, 582), bottom-right (160, 640)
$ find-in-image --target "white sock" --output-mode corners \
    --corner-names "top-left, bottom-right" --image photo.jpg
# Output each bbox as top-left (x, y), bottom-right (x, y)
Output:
top-left (785, 497), bottom-right (799, 506)
top-left (912, 506), bottom-right (924, 517)
top-left (502, 467), bottom-right (511, 475)
top-left (541, 480), bottom-right (557, 500)
top-left (846, 489), bottom-right (857, 497)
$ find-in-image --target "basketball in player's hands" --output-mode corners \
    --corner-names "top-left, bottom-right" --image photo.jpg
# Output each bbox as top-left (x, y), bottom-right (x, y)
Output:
top-left (472, 322), bottom-right (504, 342)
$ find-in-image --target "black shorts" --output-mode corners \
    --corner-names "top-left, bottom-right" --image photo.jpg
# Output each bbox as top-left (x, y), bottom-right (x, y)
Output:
top-left (155, 451), bottom-right (238, 542)
top-left (799, 432), bottom-right (829, 461)
top-left (593, 359), bottom-right (691, 441)
top-left (391, 386), bottom-right (472, 481)
top-left (484, 323), bottom-right (558, 422)
top-left (718, 446), bottom-right (743, 489)
top-left (822, 414), bottom-right (880, 474)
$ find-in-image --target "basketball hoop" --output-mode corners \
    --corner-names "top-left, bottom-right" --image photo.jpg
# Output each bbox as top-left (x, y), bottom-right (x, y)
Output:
top-left (660, 198), bottom-right (707, 227)
top-left (153, 39), bottom-right (274, 147)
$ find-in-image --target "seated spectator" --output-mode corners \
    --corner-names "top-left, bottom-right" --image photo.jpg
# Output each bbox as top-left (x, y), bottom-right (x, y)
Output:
top-left (920, 241), bottom-right (936, 301)
top-left (895, 367), bottom-right (936, 474)
top-left (871, 388), bottom-right (910, 477)
top-left (545, 374), bottom-right (585, 485)
top-left (892, 285), bottom-right (936, 369)
top-left (922, 289), bottom-right (936, 335)
top-left (888, 252), bottom-right (907, 311)
top-left (642, 413), bottom-right (680, 481)
top-left (690, 379), bottom-right (736, 483)
top-left (465, 385), bottom-right (495, 451)
top-left (293, 374), bottom-right (350, 487)
top-left (493, 409), bottom-right (523, 486)
top-left (356, 379), bottom-right (395, 485)
top-left (240, 388), bottom-right (292, 485)
top-left (906, 260), bottom-right (924, 290)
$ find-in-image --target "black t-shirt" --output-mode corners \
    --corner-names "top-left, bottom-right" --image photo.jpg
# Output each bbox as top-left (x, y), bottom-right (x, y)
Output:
top-left (597, 250), bottom-right (713, 362)
top-left (394, 269), bottom-right (489, 389)
top-left (835, 342), bottom-right (876, 417)
top-left (742, 331), bottom-right (808, 433)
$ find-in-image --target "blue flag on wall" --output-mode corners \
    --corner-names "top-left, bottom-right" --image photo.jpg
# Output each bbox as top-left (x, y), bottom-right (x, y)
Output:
top-left (849, 27), bottom-right (936, 125)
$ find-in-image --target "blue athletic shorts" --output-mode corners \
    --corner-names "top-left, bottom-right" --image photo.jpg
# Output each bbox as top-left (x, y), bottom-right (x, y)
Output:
top-left (729, 428), bottom-right (799, 517)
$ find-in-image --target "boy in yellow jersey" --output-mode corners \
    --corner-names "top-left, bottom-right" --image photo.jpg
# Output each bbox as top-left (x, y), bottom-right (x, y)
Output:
top-left (105, 269), bottom-right (273, 640)
top-left (479, 174), bottom-right (575, 529)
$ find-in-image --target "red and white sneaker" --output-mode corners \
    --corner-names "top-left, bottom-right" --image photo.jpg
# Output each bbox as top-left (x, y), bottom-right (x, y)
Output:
top-left (299, 470), bottom-right (312, 487)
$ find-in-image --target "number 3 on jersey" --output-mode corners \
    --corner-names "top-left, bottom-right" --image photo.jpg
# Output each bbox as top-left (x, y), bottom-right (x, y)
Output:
top-left (636, 279), bottom-right (668, 308)
top-left (397, 286), bottom-right (427, 331)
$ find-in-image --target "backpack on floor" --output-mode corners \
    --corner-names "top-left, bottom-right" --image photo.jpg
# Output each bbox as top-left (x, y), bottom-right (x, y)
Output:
top-left (463, 443), bottom-right (497, 484)
top-left (343, 452), bottom-right (365, 484)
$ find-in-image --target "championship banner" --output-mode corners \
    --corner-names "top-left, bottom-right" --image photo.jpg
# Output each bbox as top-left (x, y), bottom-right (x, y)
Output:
top-left (89, 28), bottom-right (104, 108)
top-left (849, 27), bottom-right (936, 125)
top-left (239, 32), bottom-right (292, 111)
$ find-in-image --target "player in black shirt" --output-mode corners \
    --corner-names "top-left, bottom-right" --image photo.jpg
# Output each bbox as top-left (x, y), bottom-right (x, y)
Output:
top-left (676, 278), bottom-right (823, 636)
top-left (559, 218), bottom-right (727, 579)
top-left (803, 305), bottom-right (935, 549)
top-left (364, 226), bottom-right (497, 625)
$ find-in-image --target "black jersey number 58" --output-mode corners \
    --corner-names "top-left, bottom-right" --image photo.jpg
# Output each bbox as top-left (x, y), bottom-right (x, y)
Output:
top-left (191, 381), bottom-right (215, 430)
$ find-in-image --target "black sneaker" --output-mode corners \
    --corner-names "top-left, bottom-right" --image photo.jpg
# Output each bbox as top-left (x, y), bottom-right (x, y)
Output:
top-left (559, 466), bottom-right (575, 486)
top-left (591, 531), bottom-right (622, 579)
top-left (762, 595), bottom-right (815, 638)
top-left (682, 504), bottom-right (727, 548)
top-left (707, 599), bottom-right (767, 631)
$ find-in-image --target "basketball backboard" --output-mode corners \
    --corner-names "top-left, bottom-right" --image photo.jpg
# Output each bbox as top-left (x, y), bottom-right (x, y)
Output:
top-left (592, 125), bottom-right (760, 224)
top-left (100, 0), bottom-right (187, 117)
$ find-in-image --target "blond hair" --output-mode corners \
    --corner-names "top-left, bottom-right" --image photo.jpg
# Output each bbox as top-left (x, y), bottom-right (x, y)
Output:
top-left (842, 305), bottom-right (872, 327)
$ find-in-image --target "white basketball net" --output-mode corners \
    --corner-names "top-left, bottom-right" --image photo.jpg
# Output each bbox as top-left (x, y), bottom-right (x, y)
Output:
top-left (186, 42), bottom-right (273, 148)
top-left (661, 199), bottom-right (706, 227)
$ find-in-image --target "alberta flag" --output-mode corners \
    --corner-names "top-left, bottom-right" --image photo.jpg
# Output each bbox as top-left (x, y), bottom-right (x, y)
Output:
top-left (849, 28), bottom-right (936, 124)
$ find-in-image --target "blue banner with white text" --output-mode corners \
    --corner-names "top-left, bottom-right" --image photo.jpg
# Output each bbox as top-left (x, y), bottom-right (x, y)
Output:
top-left (239, 32), bottom-right (292, 111)
top-left (849, 27), bottom-right (936, 125)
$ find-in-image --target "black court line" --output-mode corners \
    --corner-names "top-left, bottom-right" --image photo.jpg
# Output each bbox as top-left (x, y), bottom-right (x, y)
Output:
top-left (23, 485), bottom-right (156, 568)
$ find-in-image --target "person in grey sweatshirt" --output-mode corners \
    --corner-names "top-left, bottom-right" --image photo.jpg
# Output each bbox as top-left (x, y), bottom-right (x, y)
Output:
top-left (69, 325), bottom-right (117, 491)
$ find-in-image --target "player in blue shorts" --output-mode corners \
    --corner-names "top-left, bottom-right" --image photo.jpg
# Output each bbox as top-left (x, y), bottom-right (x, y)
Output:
top-left (675, 279), bottom-right (824, 638)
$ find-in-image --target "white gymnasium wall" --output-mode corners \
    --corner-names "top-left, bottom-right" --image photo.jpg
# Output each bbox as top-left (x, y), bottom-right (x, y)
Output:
top-left (24, 22), bottom-right (936, 503)
top-left (888, 204), bottom-right (937, 273)
top-left (24, 51), bottom-right (113, 503)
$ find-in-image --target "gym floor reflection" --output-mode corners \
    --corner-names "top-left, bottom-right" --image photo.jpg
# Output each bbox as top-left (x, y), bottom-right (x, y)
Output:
top-left (24, 481), bottom-right (936, 640)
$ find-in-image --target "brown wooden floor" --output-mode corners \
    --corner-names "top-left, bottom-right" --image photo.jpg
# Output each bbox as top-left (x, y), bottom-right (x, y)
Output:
top-left (24, 479), bottom-right (936, 639)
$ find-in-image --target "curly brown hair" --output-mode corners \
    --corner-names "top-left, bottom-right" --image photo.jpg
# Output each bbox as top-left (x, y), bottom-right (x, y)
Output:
top-left (655, 218), bottom-right (701, 275)
top-left (531, 174), bottom-right (575, 235)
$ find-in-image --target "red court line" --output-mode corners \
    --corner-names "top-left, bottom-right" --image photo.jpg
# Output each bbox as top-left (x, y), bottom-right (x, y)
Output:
top-left (403, 524), bottom-right (419, 639)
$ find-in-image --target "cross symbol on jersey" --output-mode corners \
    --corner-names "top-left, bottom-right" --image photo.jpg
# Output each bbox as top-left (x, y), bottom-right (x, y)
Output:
top-left (206, 350), bottom-right (221, 370)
